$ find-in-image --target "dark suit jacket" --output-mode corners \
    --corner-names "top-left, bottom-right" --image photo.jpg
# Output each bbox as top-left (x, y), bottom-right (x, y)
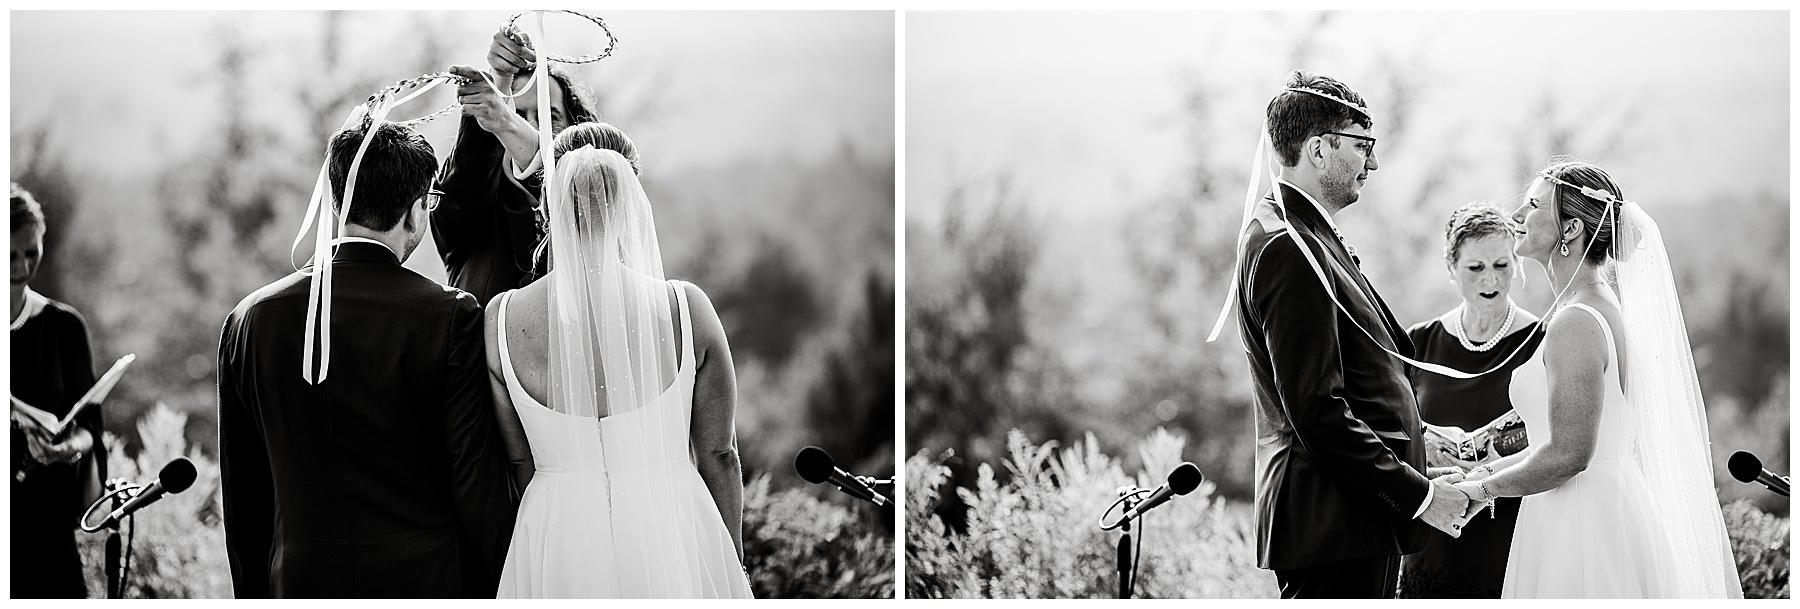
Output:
top-left (217, 242), bottom-right (515, 598)
top-left (1236, 183), bottom-right (1431, 570)
top-left (431, 115), bottom-right (549, 306)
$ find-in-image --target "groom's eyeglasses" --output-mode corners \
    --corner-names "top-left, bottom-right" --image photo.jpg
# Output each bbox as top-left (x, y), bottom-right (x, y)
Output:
top-left (1322, 131), bottom-right (1377, 154)
top-left (423, 189), bottom-right (444, 213)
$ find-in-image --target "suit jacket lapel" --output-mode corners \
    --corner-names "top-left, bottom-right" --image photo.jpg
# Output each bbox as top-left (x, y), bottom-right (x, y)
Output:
top-left (1274, 184), bottom-right (1407, 354)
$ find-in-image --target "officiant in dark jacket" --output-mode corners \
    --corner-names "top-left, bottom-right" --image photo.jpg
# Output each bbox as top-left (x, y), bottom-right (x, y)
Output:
top-left (1233, 72), bottom-right (1470, 599)
top-left (217, 121), bottom-right (514, 598)
top-left (1398, 202), bottom-right (1543, 598)
top-left (431, 25), bottom-right (613, 306)
top-left (11, 183), bottom-right (108, 599)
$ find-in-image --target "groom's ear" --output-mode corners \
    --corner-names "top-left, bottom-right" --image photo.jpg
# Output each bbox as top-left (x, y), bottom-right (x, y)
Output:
top-left (1303, 135), bottom-right (1326, 169)
top-left (405, 195), bottom-right (428, 232)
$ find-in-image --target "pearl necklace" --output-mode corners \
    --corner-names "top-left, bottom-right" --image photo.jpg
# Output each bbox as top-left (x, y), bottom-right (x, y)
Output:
top-left (1453, 301), bottom-right (1516, 352)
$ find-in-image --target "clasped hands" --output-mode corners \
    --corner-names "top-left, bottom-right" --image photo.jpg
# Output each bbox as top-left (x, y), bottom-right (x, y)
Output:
top-left (1419, 465), bottom-right (1495, 538)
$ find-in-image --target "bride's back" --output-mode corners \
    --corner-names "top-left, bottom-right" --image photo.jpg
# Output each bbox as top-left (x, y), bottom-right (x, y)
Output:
top-left (499, 277), bottom-right (685, 412)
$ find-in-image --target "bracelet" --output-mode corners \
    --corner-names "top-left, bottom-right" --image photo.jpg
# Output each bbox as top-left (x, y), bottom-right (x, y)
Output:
top-left (1477, 478), bottom-right (1497, 502)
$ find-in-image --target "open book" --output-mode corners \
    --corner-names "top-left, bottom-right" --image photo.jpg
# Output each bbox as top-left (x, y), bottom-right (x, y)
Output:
top-left (11, 353), bottom-right (135, 438)
top-left (1422, 408), bottom-right (1529, 463)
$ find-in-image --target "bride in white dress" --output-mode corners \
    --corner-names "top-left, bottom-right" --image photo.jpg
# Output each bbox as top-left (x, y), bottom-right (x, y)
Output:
top-left (481, 122), bottom-right (753, 598)
top-left (1450, 160), bottom-right (1740, 598)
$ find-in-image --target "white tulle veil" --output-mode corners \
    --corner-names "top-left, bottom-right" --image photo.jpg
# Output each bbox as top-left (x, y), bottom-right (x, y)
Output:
top-left (1604, 195), bottom-right (1743, 598)
top-left (546, 144), bottom-right (744, 595)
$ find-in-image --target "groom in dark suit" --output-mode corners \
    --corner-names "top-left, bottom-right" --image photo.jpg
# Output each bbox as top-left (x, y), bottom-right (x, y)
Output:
top-left (1234, 71), bottom-right (1470, 598)
top-left (218, 120), bottom-right (515, 598)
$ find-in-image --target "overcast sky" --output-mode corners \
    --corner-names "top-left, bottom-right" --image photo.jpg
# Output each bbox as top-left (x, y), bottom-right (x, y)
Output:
top-left (11, 10), bottom-right (894, 177)
top-left (908, 11), bottom-right (1788, 223)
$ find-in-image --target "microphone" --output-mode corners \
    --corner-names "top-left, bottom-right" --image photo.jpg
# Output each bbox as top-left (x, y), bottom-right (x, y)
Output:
top-left (795, 446), bottom-right (888, 507)
top-left (1728, 451), bottom-right (1789, 497)
top-left (96, 458), bottom-right (197, 528)
top-left (1121, 462), bottom-right (1203, 521)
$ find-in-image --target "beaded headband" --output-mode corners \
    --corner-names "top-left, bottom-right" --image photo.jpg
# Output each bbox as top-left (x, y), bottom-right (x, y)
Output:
top-left (1537, 170), bottom-right (1631, 207)
top-left (1284, 86), bottom-right (1371, 119)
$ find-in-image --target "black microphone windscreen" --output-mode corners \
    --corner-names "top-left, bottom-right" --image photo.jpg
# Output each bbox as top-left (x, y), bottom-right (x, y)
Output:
top-left (1728, 451), bottom-right (1763, 484)
top-left (1169, 462), bottom-right (1204, 495)
top-left (795, 446), bottom-right (835, 485)
top-left (160, 458), bottom-right (198, 494)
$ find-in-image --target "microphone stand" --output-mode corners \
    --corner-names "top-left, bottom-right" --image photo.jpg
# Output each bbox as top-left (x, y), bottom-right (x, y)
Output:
top-left (83, 478), bottom-right (141, 599)
top-left (1098, 486), bottom-right (1150, 599)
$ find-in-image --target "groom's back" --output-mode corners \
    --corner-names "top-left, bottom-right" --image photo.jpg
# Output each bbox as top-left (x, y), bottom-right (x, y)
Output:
top-left (218, 244), bottom-right (512, 598)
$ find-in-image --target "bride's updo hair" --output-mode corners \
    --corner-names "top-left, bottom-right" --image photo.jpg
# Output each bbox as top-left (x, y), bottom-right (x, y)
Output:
top-left (554, 122), bottom-right (640, 175)
top-left (1442, 201), bottom-right (1515, 266)
top-left (1540, 157), bottom-right (1624, 266)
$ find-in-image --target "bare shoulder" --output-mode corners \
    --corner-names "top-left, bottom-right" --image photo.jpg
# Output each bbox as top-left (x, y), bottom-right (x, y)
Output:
top-left (677, 280), bottom-right (729, 352)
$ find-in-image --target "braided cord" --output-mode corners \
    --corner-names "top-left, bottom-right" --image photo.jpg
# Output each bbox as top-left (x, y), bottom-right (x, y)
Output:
top-left (363, 11), bottom-right (618, 127)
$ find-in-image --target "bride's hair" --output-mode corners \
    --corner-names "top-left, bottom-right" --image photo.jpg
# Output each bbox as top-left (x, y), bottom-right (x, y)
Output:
top-left (553, 146), bottom-right (630, 220)
top-left (1442, 201), bottom-right (1515, 266)
top-left (1539, 157), bottom-right (1624, 266)
top-left (533, 123), bottom-right (643, 272)
top-left (554, 122), bottom-right (640, 175)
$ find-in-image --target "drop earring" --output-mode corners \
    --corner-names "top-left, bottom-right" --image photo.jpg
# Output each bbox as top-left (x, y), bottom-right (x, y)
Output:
top-left (1558, 239), bottom-right (1570, 257)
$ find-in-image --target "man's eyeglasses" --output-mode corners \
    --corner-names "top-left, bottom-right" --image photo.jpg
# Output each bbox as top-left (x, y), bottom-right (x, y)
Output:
top-left (1322, 131), bottom-right (1377, 154)
top-left (424, 189), bottom-right (444, 212)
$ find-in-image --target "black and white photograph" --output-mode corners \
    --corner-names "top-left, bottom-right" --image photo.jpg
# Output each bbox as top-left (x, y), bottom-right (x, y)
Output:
top-left (11, 10), bottom-right (894, 599)
top-left (905, 10), bottom-right (1788, 599)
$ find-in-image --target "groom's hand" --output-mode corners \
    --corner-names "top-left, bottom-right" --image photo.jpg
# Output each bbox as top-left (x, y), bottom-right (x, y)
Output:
top-left (1419, 478), bottom-right (1471, 537)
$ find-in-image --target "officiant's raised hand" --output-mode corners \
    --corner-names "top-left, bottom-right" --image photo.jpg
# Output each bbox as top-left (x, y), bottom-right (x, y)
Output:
top-left (451, 65), bottom-right (520, 136)
top-left (487, 23), bottom-right (536, 78)
top-left (1420, 477), bottom-right (1472, 537)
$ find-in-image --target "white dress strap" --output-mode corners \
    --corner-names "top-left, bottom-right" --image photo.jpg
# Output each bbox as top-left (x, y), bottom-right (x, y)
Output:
top-left (495, 290), bottom-right (527, 396)
top-left (670, 280), bottom-right (696, 372)
top-left (1562, 302), bottom-right (1618, 370)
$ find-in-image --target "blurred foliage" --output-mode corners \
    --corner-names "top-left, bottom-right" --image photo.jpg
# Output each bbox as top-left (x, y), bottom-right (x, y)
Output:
top-left (1723, 499), bottom-right (1791, 599)
top-left (77, 406), bottom-right (230, 599)
top-left (75, 404), bottom-right (893, 598)
top-left (908, 429), bottom-right (1791, 599)
top-left (906, 429), bottom-right (1271, 598)
top-left (743, 474), bottom-right (895, 599)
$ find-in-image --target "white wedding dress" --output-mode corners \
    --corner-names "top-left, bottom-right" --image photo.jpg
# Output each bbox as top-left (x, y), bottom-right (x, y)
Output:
top-left (493, 286), bottom-right (754, 598)
top-left (1502, 303), bottom-right (1678, 598)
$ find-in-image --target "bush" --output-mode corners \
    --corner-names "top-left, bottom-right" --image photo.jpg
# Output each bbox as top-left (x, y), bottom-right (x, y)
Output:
top-left (742, 475), bottom-right (895, 598)
top-left (909, 428), bottom-right (1791, 599)
top-left (907, 428), bottom-right (1273, 598)
top-left (77, 404), bottom-right (893, 598)
top-left (1723, 499), bottom-right (1791, 599)
top-left (77, 404), bottom-right (230, 598)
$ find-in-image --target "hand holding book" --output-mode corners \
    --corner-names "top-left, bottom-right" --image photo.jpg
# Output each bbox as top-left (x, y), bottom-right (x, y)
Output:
top-left (1423, 408), bottom-right (1529, 466)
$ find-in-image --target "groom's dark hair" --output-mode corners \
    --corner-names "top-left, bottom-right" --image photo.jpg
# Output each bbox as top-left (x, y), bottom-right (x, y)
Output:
top-left (326, 121), bottom-right (437, 232)
top-left (1267, 71), bottom-right (1372, 168)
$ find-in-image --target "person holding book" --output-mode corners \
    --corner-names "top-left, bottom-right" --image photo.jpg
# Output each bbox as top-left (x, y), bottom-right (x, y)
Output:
top-left (1398, 202), bottom-right (1543, 598)
top-left (10, 183), bottom-right (108, 598)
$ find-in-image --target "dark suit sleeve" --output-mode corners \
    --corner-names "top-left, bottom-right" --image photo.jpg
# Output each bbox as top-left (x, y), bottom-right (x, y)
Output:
top-left (1250, 236), bottom-right (1431, 517)
top-left (217, 313), bottom-right (274, 599)
top-left (439, 295), bottom-right (515, 597)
